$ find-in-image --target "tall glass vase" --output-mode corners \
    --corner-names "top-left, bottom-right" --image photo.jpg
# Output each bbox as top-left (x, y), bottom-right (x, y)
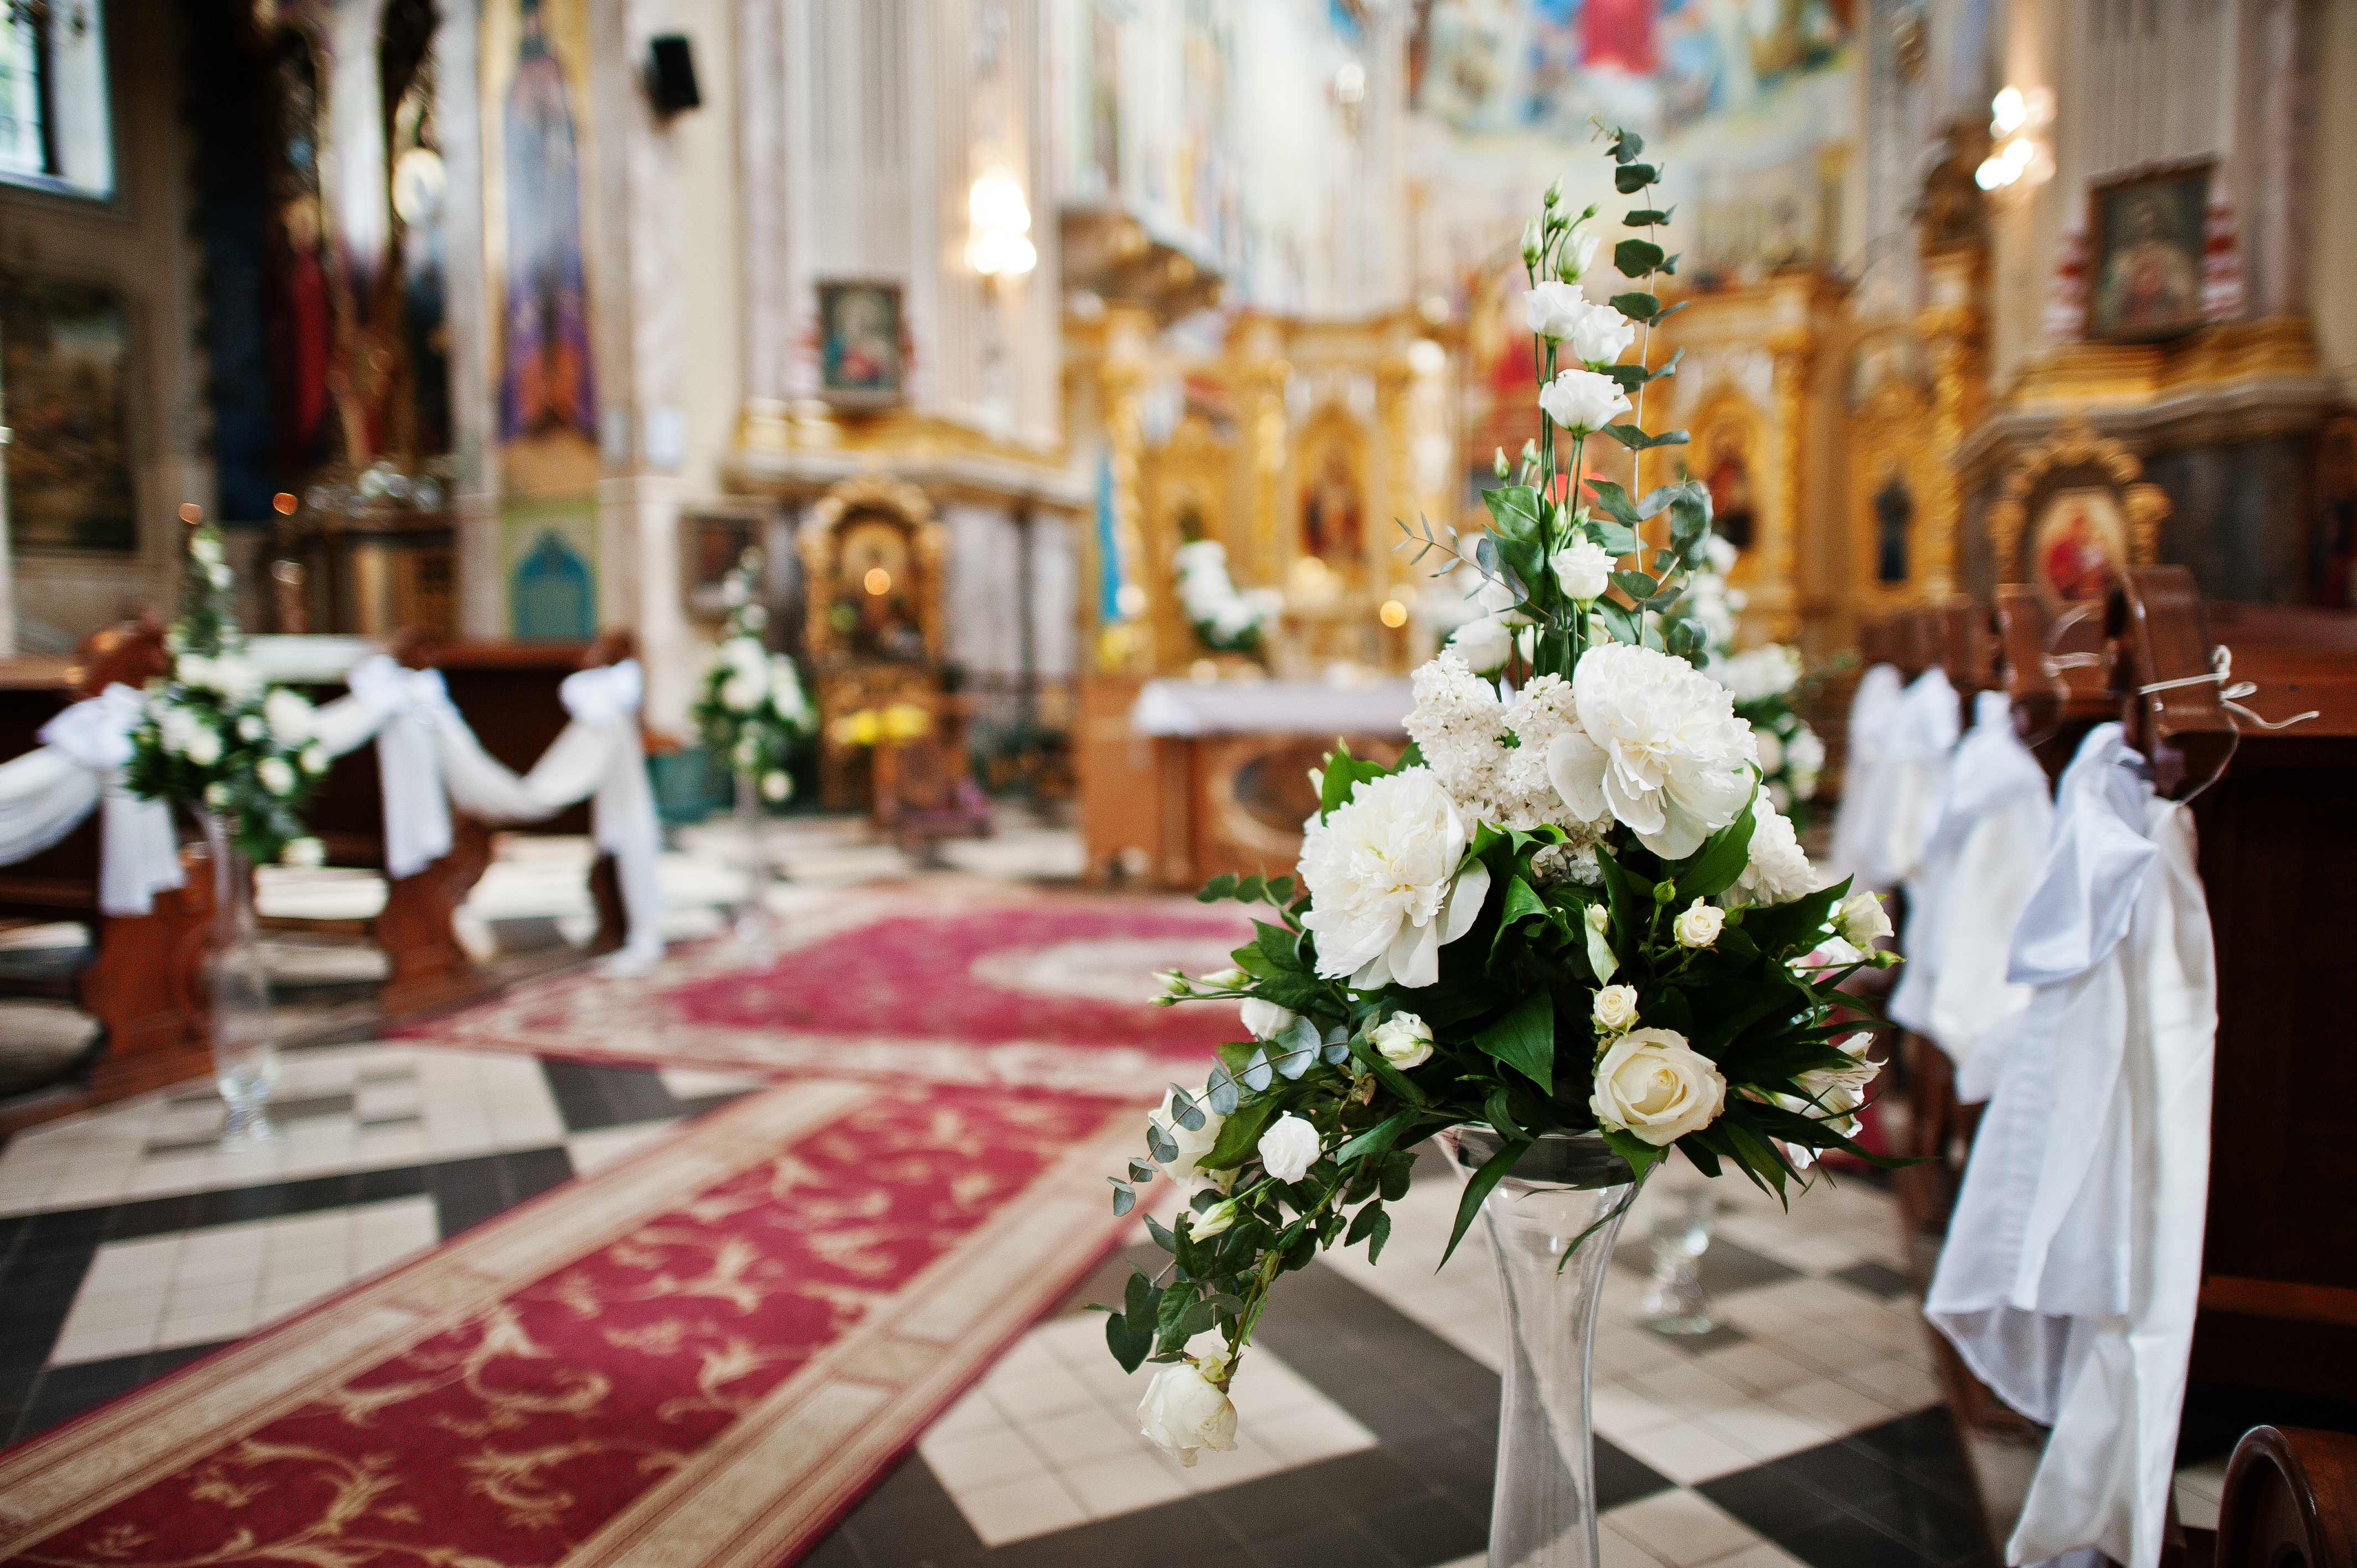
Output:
top-left (732, 771), bottom-right (778, 955)
top-left (1438, 1126), bottom-right (1644, 1568)
top-left (195, 809), bottom-right (279, 1147)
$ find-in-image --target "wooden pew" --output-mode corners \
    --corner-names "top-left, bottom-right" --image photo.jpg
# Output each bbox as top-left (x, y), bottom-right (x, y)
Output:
top-left (1995, 586), bottom-right (2117, 785)
top-left (2212, 1426), bottom-right (2357, 1568)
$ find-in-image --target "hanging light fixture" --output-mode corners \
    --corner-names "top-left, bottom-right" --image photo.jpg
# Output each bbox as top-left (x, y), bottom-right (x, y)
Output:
top-left (966, 168), bottom-right (1037, 279)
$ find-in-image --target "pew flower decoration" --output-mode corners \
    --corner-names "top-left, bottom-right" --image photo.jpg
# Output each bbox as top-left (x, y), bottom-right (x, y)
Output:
top-left (1174, 539), bottom-right (1284, 656)
top-left (123, 522), bottom-right (326, 865)
top-left (692, 549), bottom-right (812, 803)
top-left (1103, 135), bottom-right (1900, 1464)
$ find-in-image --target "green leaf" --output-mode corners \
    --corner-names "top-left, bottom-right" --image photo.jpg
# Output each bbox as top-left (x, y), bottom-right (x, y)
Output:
top-left (1254, 921), bottom-right (1306, 973)
top-left (1469, 988), bottom-right (1555, 1094)
top-left (1614, 162), bottom-right (1658, 193)
top-left (1602, 363), bottom-right (1648, 394)
top-left (1105, 1309), bottom-right (1154, 1372)
top-left (1346, 1202), bottom-right (1392, 1262)
top-left (1198, 874), bottom-right (1238, 904)
top-left (1612, 129), bottom-right (1645, 162)
top-left (1266, 876), bottom-right (1296, 904)
top-left (1611, 570), bottom-right (1661, 602)
top-left (1236, 873), bottom-right (1266, 903)
top-left (1338, 1107), bottom-right (1418, 1163)
top-left (1674, 792), bottom-right (1758, 904)
top-left (1443, 1135), bottom-right (1533, 1267)
top-left (1623, 206), bottom-right (1673, 226)
top-left (1109, 1179), bottom-right (1136, 1215)
top-left (1317, 744), bottom-right (1388, 821)
top-left (1585, 479), bottom-right (1642, 526)
top-left (1144, 1213), bottom-right (1177, 1252)
top-left (1489, 875), bottom-right (1551, 964)
top-left (1743, 875), bottom-right (1849, 957)
top-left (1128, 1157), bottom-right (1156, 1182)
top-left (1644, 346), bottom-right (1687, 385)
top-left (1202, 1069), bottom-right (1239, 1118)
top-left (1483, 1085), bottom-right (1526, 1141)
top-left (1601, 424), bottom-right (1690, 451)
top-left (1614, 239), bottom-right (1666, 277)
top-left (1659, 252), bottom-right (1681, 276)
top-left (1483, 484), bottom-right (1542, 541)
top-left (1609, 290), bottom-right (1661, 322)
top-left (1346, 1033), bottom-right (1429, 1107)
top-left (1201, 1093), bottom-right (1282, 1169)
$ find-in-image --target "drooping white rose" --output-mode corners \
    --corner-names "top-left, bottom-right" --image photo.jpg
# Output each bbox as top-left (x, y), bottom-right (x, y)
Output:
top-left (1370, 1012), bottom-right (1434, 1070)
top-left (264, 687), bottom-right (315, 746)
top-left (1537, 368), bottom-right (1632, 435)
top-left (1731, 796), bottom-right (1815, 907)
top-left (1833, 890), bottom-right (1892, 947)
top-left (1147, 1087), bottom-right (1228, 1180)
top-left (1138, 1356), bottom-right (1237, 1468)
top-left (1448, 615), bottom-right (1514, 675)
top-left (1545, 643), bottom-right (1759, 859)
top-left (1562, 298), bottom-right (1636, 367)
top-left (1590, 1027), bottom-right (1727, 1147)
top-left (1258, 1113), bottom-right (1321, 1182)
top-left (1523, 280), bottom-right (1588, 342)
top-left (256, 756), bottom-right (296, 796)
top-left (1674, 898), bottom-right (1723, 948)
top-left (1239, 997), bottom-right (1298, 1042)
top-left (1592, 984), bottom-right (1639, 1033)
top-left (1298, 767), bottom-right (1493, 991)
top-left (1552, 538), bottom-right (1615, 602)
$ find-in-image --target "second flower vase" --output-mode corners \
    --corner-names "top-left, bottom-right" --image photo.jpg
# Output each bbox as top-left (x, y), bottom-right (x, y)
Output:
top-left (1439, 1126), bottom-right (1643, 1568)
top-left (195, 809), bottom-right (280, 1148)
top-left (732, 770), bottom-right (779, 955)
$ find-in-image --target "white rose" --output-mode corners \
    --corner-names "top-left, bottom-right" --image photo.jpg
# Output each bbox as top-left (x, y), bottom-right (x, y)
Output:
top-left (1674, 898), bottom-right (1723, 948)
top-left (1148, 1088), bottom-right (1228, 1180)
top-left (1257, 1113), bottom-right (1321, 1183)
top-left (1590, 1027), bottom-right (1727, 1147)
top-left (1592, 984), bottom-right (1639, 1032)
top-left (264, 687), bottom-right (315, 745)
top-left (1523, 280), bottom-right (1588, 342)
top-left (761, 770), bottom-right (792, 801)
top-left (1537, 368), bottom-right (1632, 435)
top-left (1138, 1357), bottom-right (1237, 1468)
top-left (184, 725), bottom-right (222, 767)
top-left (1239, 997), bottom-right (1298, 1041)
top-left (721, 673), bottom-right (763, 713)
top-left (1731, 796), bottom-right (1815, 907)
top-left (1447, 615), bottom-right (1514, 675)
top-left (281, 837), bottom-right (325, 868)
top-left (1833, 890), bottom-right (1892, 947)
top-left (1562, 298), bottom-right (1636, 367)
top-left (257, 756), bottom-right (296, 796)
top-left (1298, 767), bottom-right (1492, 991)
top-left (1546, 643), bottom-right (1758, 859)
top-left (1552, 538), bottom-right (1615, 602)
top-left (1370, 1011), bottom-right (1434, 1069)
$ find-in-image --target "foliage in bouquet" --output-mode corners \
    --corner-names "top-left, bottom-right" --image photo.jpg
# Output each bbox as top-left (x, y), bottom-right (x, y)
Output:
top-left (123, 524), bottom-right (327, 866)
top-left (1174, 539), bottom-right (1283, 655)
top-left (691, 550), bottom-right (812, 803)
top-left (1098, 132), bottom-right (1903, 1466)
top-left (1676, 539), bottom-right (1825, 817)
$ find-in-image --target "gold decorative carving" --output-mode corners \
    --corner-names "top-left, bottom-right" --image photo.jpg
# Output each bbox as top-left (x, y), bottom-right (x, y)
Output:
top-left (1144, 411), bottom-right (1237, 660)
top-left (1685, 388), bottom-right (1768, 587)
top-left (1916, 250), bottom-right (1986, 600)
top-left (1983, 415), bottom-right (2173, 585)
top-left (1761, 328), bottom-right (1814, 640)
top-left (797, 473), bottom-right (945, 667)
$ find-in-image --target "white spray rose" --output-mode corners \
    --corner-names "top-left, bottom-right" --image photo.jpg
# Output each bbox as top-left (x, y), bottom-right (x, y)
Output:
top-left (1591, 1027), bottom-right (1727, 1147)
top-left (1562, 298), bottom-right (1636, 367)
top-left (1523, 280), bottom-right (1588, 342)
top-left (281, 837), bottom-right (325, 868)
top-left (1138, 1356), bottom-right (1237, 1468)
top-left (1239, 997), bottom-right (1299, 1042)
top-left (1731, 796), bottom-right (1815, 907)
top-left (1447, 615), bottom-right (1514, 675)
top-left (1592, 984), bottom-right (1639, 1033)
top-left (1833, 890), bottom-right (1892, 947)
top-left (1298, 767), bottom-right (1492, 991)
top-left (1552, 538), bottom-right (1615, 602)
top-left (1545, 643), bottom-right (1759, 859)
top-left (256, 756), bottom-right (296, 796)
top-left (1674, 898), bottom-right (1724, 948)
top-left (1147, 1087), bottom-right (1227, 1180)
top-left (1370, 1012), bottom-right (1434, 1069)
top-left (264, 687), bottom-right (315, 745)
top-left (1257, 1113), bottom-right (1321, 1183)
top-left (1537, 368), bottom-right (1632, 435)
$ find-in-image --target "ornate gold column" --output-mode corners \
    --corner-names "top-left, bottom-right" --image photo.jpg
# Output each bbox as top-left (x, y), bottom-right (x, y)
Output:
top-left (1916, 246), bottom-right (1985, 601)
top-left (1757, 277), bottom-right (1827, 643)
top-left (1228, 314), bottom-right (1291, 585)
top-left (1376, 343), bottom-right (1417, 572)
top-left (1097, 305), bottom-right (1156, 673)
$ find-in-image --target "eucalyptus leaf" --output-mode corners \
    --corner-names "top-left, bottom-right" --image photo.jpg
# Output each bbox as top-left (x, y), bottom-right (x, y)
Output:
top-left (1242, 1045), bottom-right (1274, 1092)
top-left (1109, 1179), bottom-right (1136, 1216)
top-left (1203, 1066), bottom-right (1240, 1117)
top-left (1614, 238), bottom-right (1666, 277)
top-left (1614, 163), bottom-right (1658, 193)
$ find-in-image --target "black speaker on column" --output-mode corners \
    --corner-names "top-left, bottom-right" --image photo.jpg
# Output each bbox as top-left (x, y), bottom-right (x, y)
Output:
top-left (645, 34), bottom-right (701, 117)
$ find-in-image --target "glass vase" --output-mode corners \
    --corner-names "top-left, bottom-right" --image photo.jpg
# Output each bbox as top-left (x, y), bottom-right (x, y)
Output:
top-left (732, 770), bottom-right (778, 955)
top-left (1438, 1126), bottom-right (1644, 1568)
top-left (195, 809), bottom-right (279, 1148)
top-left (1640, 1180), bottom-right (1717, 1335)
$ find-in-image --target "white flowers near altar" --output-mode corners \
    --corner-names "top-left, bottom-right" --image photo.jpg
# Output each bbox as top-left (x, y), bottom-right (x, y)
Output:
top-left (1174, 539), bottom-right (1283, 655)
top-left (693, 550), bottom-right (811, 801)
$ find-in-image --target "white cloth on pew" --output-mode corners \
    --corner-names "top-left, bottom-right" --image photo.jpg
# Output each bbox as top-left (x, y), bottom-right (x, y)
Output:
top-left (548, 660), bottom-right (664, 972)
top-left (339, 656), bottom-right (465, 880)
top-left (1922, 724), bottom-right (2216, 1568)
top-left (0, 685), bottom-right (185, 915)
top-left (1889, 689), bottom-right (2054, 1079)
top-left (1827, 663), bottom-right (1904, 889)
top-left (1854, 668), bottom-right (1961, 891)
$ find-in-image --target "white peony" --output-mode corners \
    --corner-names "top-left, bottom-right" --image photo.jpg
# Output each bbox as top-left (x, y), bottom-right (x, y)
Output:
top-left (1552, 538), bottom-right (1615, 602)
top-left (1546, 643), bottom-right (1758, 859)
top-left (1537, 368), bottom-right (1632, 435)
top-left (256, 756), bottom-right (296, 796)
top-left (1731, 795), bottom-right (1815, 907)
top-left (1258, 1113), bottom-right (1321, 1182)
top-left (264, 687), bottom-right (315, 745)
top-left (1562, 298), bottom-right (1636, 367)
top-left (1370, 1012), bottom-right (1435, 1069)
top-left (1138, 1356), bottom-right (1237, 1468)
top-left (1447, 615), bottom-right (1514, 675)
top-left (1239, 997), bottom-right (1299, 1042)
top-left (1298, 767), bottom-right (1492, 991)
top-left (1591, 1027), bottom-right (1727, 1147)
top-left (1674, 899), bottom-right (1723, 948)
top-left (1147, 1087), bottom-right (1228, 1180)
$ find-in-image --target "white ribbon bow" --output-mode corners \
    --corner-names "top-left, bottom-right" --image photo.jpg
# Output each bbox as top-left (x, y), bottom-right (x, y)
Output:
top-left (0, 684), bottom-right (187, 915)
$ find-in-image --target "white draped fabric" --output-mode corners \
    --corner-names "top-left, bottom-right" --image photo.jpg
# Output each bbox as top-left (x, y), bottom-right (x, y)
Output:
top-left (1851, 669), bottom-right (1962, 892)
top-left (0, 685), bottom-right (184, 915)
top-left (549, 661), bottom-right (665, 969)
top-left (1923, 724), bottom-right (2217, 1568)
top-left (1828, 663), bottom-right (1905, 889)
top-left (1889, 689), bottom-right (2054, 1079)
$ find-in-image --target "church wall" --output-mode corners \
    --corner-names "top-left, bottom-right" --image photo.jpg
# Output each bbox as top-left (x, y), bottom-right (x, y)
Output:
top-left (2312, 0), bottom-right (2357, 406)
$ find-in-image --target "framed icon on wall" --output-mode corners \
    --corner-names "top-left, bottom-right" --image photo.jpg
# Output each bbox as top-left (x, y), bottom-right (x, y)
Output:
top-left (2085, 161), bottom-right (2212, 343)
top-left (816, 280), bottom-right (905, 410)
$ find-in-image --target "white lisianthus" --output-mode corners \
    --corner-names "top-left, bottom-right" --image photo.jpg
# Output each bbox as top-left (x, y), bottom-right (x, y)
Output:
top-left (1147, 1088), bottom-right (1227, 1180)
top-left (1138, 1355), bottom-right (1237, 1468)
top-left (1552, 538), bottom-right (1615, 602)
top-left (761, 770), bottom-right (792, 801)
top-left (256, 756), bottom-right (296, 796)
top-left (1470, 574), bottom-right (1524, 620)
top-left (1591, 1027), bottom-right (1727, 1147)
top-left (1447, 615), bottom-right (1514, 675)
top-left (769, 657), bottom-right (808, 720)
top-left (1564, 228), bottom-right (1601, 280)
top-left (1200, 968), bottom-right (1252, 991)
top-left (1731, 796), bottom-right (1815, 907)
top-left (1833, 890), bottom-right (1893, 947)
top-left (1257, 1113), bottom-right (1321, 1183)
top-left (264, 687), bottom-right (315, 745)
top-left (1188, 1200), bottom-right (1238, 1239)
top-left (1674, 898), bottom-right (1724, 948)
top-left (1523, 280), bottom-right (1588, 342)
top-left (1239, 997), bottom-right (1299, 1041)
top-left (281, 837), bottom-right (325, 868)
top-left (1298, 767), bottom-right (1492, 991)
top-left (1371, 1012), bottom-right (1434, 1069)
top-left (1592, 983), bottom-right (1639, 1033)
top-left (1537, 368), bottom-right (1632, 435)
top-left (1583, 900), bottom-right (1618, 983)
top-left (1545, 643), bottom-right (1758, 859)
top-left (1792, 1034), bottom-right (1881, 1139)
top-left (1562, 298), bottom-right (1636, 367)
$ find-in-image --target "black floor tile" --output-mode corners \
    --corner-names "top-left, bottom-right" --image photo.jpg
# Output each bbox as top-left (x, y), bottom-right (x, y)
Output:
top-left (1831, 1260), bottom-right (1917, 1299)
top-left (1390, 1425), bottom-right (1495, 1514)
top-left (1244, 1514), bottom-right (1403, 1568)
top-left (1593, 1435), bottom-right (1675, 1509)
top-left (539, 1059), bottom-right (683, 1132)
top-left (1351, 1491), bottom-right (1487, 1566)
top-left (1299, 1446), bottom-right (1438, 1517)
top-left (426, 1146), bottom-right (575, 1236)
top-left (836, 1452), bottom-right (984, 1568)
top-left (1701, 1458), bottom-right (1850, 1535)
top-left (1773, 1512), bottom-right (1947, 1568)
top-left (1849, 1475), bottom-right (1985, 1556)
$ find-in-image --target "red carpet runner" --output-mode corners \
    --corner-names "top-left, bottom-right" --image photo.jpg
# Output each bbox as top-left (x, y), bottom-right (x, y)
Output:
top-left (0, 1081), bottom-right (1144, 1568)
top-left (399, 885), bottom-right (1256, 1097)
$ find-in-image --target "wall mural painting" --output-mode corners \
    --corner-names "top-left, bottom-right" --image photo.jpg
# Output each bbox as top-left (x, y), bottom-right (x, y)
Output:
top-left (2032, 487), bottom-right (2129, 609)
top-left (0, 276), bottom-right (135, 553)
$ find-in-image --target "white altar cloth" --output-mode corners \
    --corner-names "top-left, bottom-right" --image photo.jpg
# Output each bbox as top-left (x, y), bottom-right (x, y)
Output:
top-left (1129, 678), bottom-right (1415, 738)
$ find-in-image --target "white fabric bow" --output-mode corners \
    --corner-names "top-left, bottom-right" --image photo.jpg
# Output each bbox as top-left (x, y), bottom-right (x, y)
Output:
top-left (0, 684), bottom-right (186, 915)
top-left (1827, 663), bottom-right (1904, 889)
top-left (341, 655), bottom-right (463, 880)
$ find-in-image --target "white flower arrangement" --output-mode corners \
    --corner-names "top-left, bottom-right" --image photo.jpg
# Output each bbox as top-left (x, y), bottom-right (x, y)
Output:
top-left (692, 549), bottom-right (812, 803)
top-left (1173, 539), bottom-right (1284, 655)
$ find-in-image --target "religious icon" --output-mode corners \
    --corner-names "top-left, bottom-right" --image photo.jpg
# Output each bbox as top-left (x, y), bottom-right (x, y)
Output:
top-left (1301, 445), bottom-right (1364, 568)
top-left (818, 282), bottom-right (905, 408)
top-left (1874, 471), bottom-right (1912, 586)
top-left (2031, 487), bottom-right (2129, 609)
top-left (2087, 166), bottom-right (2209, 343)
top-left (1704, 435), bottom-right (1755, 553)
top-left (833, 513), bottom-right (924, 661)
top-left (0, 275), bottom-right (136, 553)
top-left (498, 0), bottom-right (597, 443)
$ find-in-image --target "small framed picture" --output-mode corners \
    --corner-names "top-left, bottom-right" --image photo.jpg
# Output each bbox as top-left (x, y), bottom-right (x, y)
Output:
top-left (681, 509), bottom-right (763, 617)
top-left (2085, 162), bottom-right (2212, 343)
top-left (817, 280), bottom-right (905, 409)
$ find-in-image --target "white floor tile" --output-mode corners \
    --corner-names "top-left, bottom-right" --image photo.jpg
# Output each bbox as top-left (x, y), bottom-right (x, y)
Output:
top-left (1608, 1417), bottom-right (1761, 1486)
top-left (949, 1472), bottom-right (1089, 1547)
top-left (1057, 1450), bottom-right (1188, 1517)
top-left (1605, 1488), bottom-right (1766, 1567)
